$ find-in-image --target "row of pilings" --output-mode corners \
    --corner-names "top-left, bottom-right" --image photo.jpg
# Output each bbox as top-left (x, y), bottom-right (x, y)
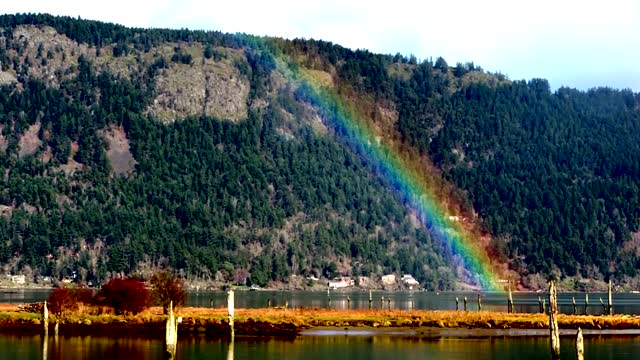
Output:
top-left (38, 281), bottom-right (613, 359)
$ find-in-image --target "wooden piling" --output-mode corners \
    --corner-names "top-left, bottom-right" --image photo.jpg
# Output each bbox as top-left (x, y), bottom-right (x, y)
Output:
top-left (599, 298), bottom-right (607, 313)
top-left (477, 293), bottom-right (482, 311)
top-left (463, 296), bottom-right (468, 311)
top-left (572, 296), bottom-right (577, 315)
top-left (381, 296), bottom-right (384, 308)
top-left (227, 289), bottom-right (235, 337)
top-left (575, 327), bottom-right (584, 360)
top-left (549, 280), bottom-right (560, 359)
top-left (347, 296), bottom-right (351, 310)
top-left (608, 280), bottom-right (613, 315)
top-left (210, 298), bottom-right (215, 308)
top-left (42, 299), bottom-right (50, 358)
top-left (54, 321), bottom-right (59, 339)
top-left (368, 290), bottom-right (372, 309)
top-left (165, 301), bottom-right (178, 359)
top-left (43, 300), bottom-right (49, 336)
top-left (455, 297), bottom-right (459, 311)
top-left (538, 296), bottom-right (543, 313)
top-left (543, 298), bottom-right (546, 314)
top-left (387, 298), bottom-right (391, 310)
top-left (508, 281), bottom-right (514, 313)
top-left (584, 294), bottom-right (589, 315)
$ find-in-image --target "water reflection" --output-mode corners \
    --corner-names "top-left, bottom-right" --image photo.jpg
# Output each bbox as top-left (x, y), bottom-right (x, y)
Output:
top-left (226, 338), bottom-right (234, 360)
top-left (36, 335), bottom-right (161, 360)
top-left (1, 333), bottom-right (640, 360)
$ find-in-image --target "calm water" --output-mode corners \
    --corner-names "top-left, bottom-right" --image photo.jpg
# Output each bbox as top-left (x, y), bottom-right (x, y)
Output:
top-left (3, 290), bottom-right (640, 358)
top-left (3, 289), bottom-right (640, 315)
top-left (1, 333), bottom-right (640, 359)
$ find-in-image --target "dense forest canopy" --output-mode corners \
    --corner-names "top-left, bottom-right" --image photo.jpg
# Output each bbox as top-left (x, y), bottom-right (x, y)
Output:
top-left (0, 13), bottom-right (639, 290)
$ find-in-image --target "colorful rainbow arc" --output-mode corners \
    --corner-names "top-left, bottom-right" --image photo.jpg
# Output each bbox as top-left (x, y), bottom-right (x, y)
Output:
top-left (251, 38), bottom-right (503, 291)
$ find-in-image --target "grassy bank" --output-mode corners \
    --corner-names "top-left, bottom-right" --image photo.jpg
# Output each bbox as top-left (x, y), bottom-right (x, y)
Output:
top-left (1, 304), bottom-right (640, 337)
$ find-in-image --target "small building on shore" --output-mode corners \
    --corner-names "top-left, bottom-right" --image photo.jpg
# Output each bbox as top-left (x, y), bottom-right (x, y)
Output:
top-left (401, 274), bottom-right (419, 289)
top-left (9, 275), bottom-right (26, 285)
top-left (381, 274), bottom-right (396, 286)
top-left (329, 277), bottom-right (354, 289)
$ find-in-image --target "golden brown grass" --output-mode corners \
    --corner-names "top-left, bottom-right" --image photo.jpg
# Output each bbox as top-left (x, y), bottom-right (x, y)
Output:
top-left (2, 304), bottom-right (640, 331)
top-left (0, 304), bottom-right (19, 312)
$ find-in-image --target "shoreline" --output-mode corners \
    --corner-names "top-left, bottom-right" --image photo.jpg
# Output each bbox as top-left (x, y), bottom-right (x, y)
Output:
top-left (2, 306), bottom-right (640, 338)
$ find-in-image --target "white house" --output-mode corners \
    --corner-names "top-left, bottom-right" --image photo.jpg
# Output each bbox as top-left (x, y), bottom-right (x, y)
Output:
top-left (10, 275), bottom-right (26, 285)
top-left (328, 280), bottom-right (348, 289)
top-left (381, 274), bottom-right (396, 285)
top-left (329, 277), bottom-right (354, 289)
top-left (401, 274), bottom-right (420, 289)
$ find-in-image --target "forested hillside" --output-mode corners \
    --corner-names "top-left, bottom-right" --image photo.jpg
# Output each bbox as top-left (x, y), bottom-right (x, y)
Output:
top-left (0, 14), bottom-right (639, 289)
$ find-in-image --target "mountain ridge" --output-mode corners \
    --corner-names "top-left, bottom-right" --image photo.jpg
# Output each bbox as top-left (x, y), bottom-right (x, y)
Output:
top-left (0, 13), bottom-right (639, 291)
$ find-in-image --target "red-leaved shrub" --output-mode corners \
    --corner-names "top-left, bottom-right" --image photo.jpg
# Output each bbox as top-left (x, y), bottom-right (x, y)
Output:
top-left (97, 278), bottom-right (151, 315)
top-left (47, 287), bottom-right (94, 315)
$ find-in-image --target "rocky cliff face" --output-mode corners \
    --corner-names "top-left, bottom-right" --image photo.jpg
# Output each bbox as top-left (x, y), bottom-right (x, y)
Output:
top-left (146, 46), bottom-right (250, 122)
top-left (5, 25), bottom-right (251, 123)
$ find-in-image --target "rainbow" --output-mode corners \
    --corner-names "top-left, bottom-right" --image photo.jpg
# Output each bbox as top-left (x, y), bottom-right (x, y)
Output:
top-left (252, 39), bottom-right (503, 291)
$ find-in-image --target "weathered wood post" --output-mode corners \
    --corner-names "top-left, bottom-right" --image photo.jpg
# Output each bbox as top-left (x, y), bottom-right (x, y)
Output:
top-left (165, 301), bottom-right (178, 359)
top-left (538, 296), bottom-right (543, 313)
top-left (267, 298), bottom-right (271, 308)
top-left (608, 279), bottom-right (613, 315)
top-left (575, 327), bottom-right (584, 360)
top-left (227, 289), bottom-right (235, 338)
top-left (368, 290), bottom-right (372, 309)
top-left (54, 321), bottom-right (59, 339)
top-left (543, 298), bottom-right (547, 314)
top-left (347, 296), bottom-right (351, 310)
top-left (210, 298), bottom-right (215, 308)
top-left (463, 296), bottom-right (468, 311)
top-left (599, 298), bottom-right (607, 313)
top-left (455, 297), bottom-right (459, 311)
top-left (43, 300), bottom-right (49, 360)
top-left (381, 296), bottom-right (384, 309)
top-left (508, 282), bottom-right (514, 313)
top-left (572, 296), bottom-right (577, 315)
top-left (387, 298), bottom-right (391, 310)
top-left (477, 293), bottom-right (482, 311)
top-left (584, 293), bottom-right (589, 315)
top-left (549, 280), bottom-right (560, 359)
top-left (43, 300), bottom-right (49, 339)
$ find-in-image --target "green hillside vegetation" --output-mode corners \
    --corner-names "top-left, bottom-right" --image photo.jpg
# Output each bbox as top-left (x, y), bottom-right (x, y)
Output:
top-left (0, 14), bottom-right (454, 289)
top-left (0, 14), bottom-right (639, 289)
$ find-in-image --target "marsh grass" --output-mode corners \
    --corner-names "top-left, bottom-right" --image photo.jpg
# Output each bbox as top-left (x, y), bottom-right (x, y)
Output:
top-left (2, 304), bottom-right (640, 331)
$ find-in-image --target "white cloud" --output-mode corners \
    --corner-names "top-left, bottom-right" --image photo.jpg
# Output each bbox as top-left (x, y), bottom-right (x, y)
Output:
top-left (2, 0), bottom-right (639, 90)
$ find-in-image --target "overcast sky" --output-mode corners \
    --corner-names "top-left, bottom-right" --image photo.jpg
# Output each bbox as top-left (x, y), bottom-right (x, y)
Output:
top-left (3, 0), bottom-right (639, 91)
